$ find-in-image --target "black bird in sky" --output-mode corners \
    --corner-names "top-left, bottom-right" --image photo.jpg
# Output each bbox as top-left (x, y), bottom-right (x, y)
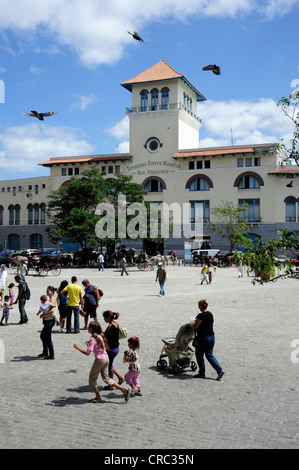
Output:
top-left (202, 64), bottom-right (221, 75)
top-left (128, 31), bottom-right (144, 42)
top-left (286, 180), bottom-right (293, 187)
top-left (23, 110), bottom-right (57, 120)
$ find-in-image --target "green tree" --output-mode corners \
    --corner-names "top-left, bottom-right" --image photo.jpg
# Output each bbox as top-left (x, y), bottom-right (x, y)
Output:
top-left (46, 169), bottom-right (146, 249)
top-left (206, 201), bottom-right (249, 251)
top-left (236, 228), bottom-right (299, 285)
top-left (277, 90), bottom-right (299, 165)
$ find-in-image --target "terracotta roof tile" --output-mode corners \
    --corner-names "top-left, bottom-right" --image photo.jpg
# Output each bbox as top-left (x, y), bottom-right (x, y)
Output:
top-left (173, 147), bottom-right (254, 158)
top-left (121, 60), bottom-right (183, 86)
top-left (121, 60), bottom-right (206, 101)
top-left (39, 154), bottom-right (132, 166)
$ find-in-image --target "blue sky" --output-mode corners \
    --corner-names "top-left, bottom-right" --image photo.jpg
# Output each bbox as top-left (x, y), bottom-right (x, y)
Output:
top-left (0, 0), bottom-right (298, 180)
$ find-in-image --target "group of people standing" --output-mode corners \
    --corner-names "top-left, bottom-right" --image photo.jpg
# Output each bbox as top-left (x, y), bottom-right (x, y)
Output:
top-left (37, 276), bottom-right (143, 403)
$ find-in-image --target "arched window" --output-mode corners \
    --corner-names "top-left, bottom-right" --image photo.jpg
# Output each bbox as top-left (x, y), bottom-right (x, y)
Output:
top-left (189, 177), bottom-right (211, 191)
top-left (234, 172), bottom-right (264, 189)
top-left (34, 203), bottom-right (40, 224)
top-left (8, 234), bottom-right (20, 250)
top-left (161, 87), bottom-right (169, 110)
top-left (238, 175), bottom-right (260, 189)
top-left (27, 204), bottom-right (33, 225)
top-left (285, 196), bottom-right (296, 222)
top-left (151, 88), bottom-right (159, 110)
top-left (14, 205), bottom-right (20, 226)
top-left (40, 203), bottom-right (46, 225)
top-left (30, 233), bottom-right (43, 249)
top-left (143, 177), bottom-right (166, 193)
top-left (140, 90), bottom-right (148, 111)
top-left (186, 174), bottom-right (213, 191)
top-left (8, 205), bottom-right (14, 225)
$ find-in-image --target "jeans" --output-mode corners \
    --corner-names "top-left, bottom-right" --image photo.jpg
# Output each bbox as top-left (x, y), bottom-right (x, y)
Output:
top-left (66, 305), bottom-right (80, 333)
top-left (195, 334), bottom-right (222, 376)
top-left (19, 298), bottom-right (28, 323)
top-left (121, 265), bottom-right (128, 276)
top-left (159, 281), bottom-right (165, 296)
top-left (40, 320), bottom-right (55, 357)
top-left (98, 262), bottom-right (104, 271)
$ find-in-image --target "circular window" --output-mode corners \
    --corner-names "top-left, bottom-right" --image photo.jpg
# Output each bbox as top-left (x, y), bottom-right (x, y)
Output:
top-left (146, 137), bottom-right (160, 153)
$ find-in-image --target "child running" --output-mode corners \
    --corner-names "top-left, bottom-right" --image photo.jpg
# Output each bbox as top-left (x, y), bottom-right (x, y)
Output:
top-left (0, 295), bottom-right (12, 325)
top-left (73, 321), bottom-right (130, 404)
top-left (123, 336), bottom-right (142, 397)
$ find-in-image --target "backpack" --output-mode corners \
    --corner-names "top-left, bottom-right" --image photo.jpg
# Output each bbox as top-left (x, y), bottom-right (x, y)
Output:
top-left (23, 282), bottom-right (31, 300)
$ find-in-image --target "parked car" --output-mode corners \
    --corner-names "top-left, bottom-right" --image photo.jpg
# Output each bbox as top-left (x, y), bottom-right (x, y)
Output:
top-left (0, 254), bottom-right (12, 267)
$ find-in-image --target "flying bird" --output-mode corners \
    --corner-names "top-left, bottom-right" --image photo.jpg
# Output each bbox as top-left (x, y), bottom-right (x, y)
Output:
top-left (128, 31), bottom-right (144, 42)
top-left (23, 110), bottom-right (57, 120)
top-left (202, 64), bottom-right (221, 75)
top-left (286, 180), bottom-right (293, 187)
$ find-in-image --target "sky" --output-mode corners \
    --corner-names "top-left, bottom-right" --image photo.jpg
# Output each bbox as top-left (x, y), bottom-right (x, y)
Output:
top-left (0, 0), bottom-right (298, 181)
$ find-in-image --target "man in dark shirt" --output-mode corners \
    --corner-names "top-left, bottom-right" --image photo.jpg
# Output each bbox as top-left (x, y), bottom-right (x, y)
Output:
top-left (14, 275), bottom-right (28, 324)
top-left (155, 262), bottom-right (166, 296)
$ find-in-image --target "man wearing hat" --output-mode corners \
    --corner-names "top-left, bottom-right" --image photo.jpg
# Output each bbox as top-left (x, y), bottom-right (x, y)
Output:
top-left (0, 264), bottom-right (8, 308)
top-left (155, 262), bottom-right (167, 297)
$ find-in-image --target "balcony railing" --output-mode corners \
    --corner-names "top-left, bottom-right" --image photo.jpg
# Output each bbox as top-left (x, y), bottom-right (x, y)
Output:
top-left (126, 102), bottom-right (202, 123)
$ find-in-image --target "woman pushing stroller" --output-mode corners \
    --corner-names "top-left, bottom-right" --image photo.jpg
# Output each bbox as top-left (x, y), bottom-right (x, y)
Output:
top-left (188, 299), bottom-right (225, 380)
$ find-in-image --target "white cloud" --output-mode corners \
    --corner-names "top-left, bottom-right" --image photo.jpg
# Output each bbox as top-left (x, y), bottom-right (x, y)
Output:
top-left (0, 123), bottom-right (94, 175)
top-left (0, 0), bottom-right (298, 66)
top-left (198, 98), bottom-right (295, 147)
top-left (71, 93), bottom-right (99, 111)
top-left (107, 116), bottom-right (129, 140)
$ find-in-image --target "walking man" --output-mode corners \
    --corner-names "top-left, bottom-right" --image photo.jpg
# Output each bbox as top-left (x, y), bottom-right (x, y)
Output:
top-left (155, 262), bottom-right (166, 296)
top-left (98, 253), bottom-right (104, 272)
top-left (61, 276), bottom-right (83, 333)
top-left (14, 275), bottom-right (28, 324)
top-left (121, 255), bottom-right (129, 276)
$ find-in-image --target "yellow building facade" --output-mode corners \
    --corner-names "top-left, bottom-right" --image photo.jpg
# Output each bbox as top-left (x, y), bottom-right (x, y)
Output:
top-left (0, 60), bottom-right (298, 253)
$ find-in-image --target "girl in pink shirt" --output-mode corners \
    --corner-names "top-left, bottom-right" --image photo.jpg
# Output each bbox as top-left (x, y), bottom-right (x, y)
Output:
top-left (74, 321), bottom-right (130, 403)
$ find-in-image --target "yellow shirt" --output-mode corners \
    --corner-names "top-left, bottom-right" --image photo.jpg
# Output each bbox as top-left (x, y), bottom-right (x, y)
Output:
top-left (64, 283), bottom-right (82, 306)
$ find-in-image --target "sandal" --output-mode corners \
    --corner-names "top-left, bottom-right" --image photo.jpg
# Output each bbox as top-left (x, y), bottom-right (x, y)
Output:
top-left (89, 398), bottom-right (103, 403)
top-left (118, 377), bottom-right (124, 385)
top-left (124, 389), bottom-right (130, 403)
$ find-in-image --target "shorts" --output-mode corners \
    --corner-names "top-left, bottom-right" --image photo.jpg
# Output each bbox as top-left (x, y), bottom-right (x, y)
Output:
top-left (58, 303), bottom-right (68, 319)
top-left (84, 303), bottom-right (97, 318)
top-left (2, 309), bottom-right (9, 319)
top-left (124, 369), bottom-right (140, 388)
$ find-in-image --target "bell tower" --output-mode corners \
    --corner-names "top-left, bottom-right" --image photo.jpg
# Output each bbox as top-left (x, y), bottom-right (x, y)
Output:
top-left (121, 60), bottom-right (206, 164)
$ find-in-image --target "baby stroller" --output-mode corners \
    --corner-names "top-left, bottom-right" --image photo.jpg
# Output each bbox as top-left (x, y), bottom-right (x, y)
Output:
top-left (156, 323), bottom-right (197, 374)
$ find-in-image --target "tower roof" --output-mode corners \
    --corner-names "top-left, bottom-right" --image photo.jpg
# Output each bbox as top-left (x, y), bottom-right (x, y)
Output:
top-left (121, 60), bottom-right (206, 101)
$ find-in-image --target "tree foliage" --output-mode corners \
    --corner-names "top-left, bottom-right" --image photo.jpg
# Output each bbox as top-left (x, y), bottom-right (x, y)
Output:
top-left (277, 91), bottom-right (299, 165)
top-left (235, 228), bottom-right (299, 285)
top-left (206, 201), bottom-right (249, 251)
top-left (46, 168), bottom-right (146, 249)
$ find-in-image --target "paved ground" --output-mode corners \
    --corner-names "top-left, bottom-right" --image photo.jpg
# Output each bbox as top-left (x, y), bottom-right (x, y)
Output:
top-left (0, 262), bottom-right (298, 450)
